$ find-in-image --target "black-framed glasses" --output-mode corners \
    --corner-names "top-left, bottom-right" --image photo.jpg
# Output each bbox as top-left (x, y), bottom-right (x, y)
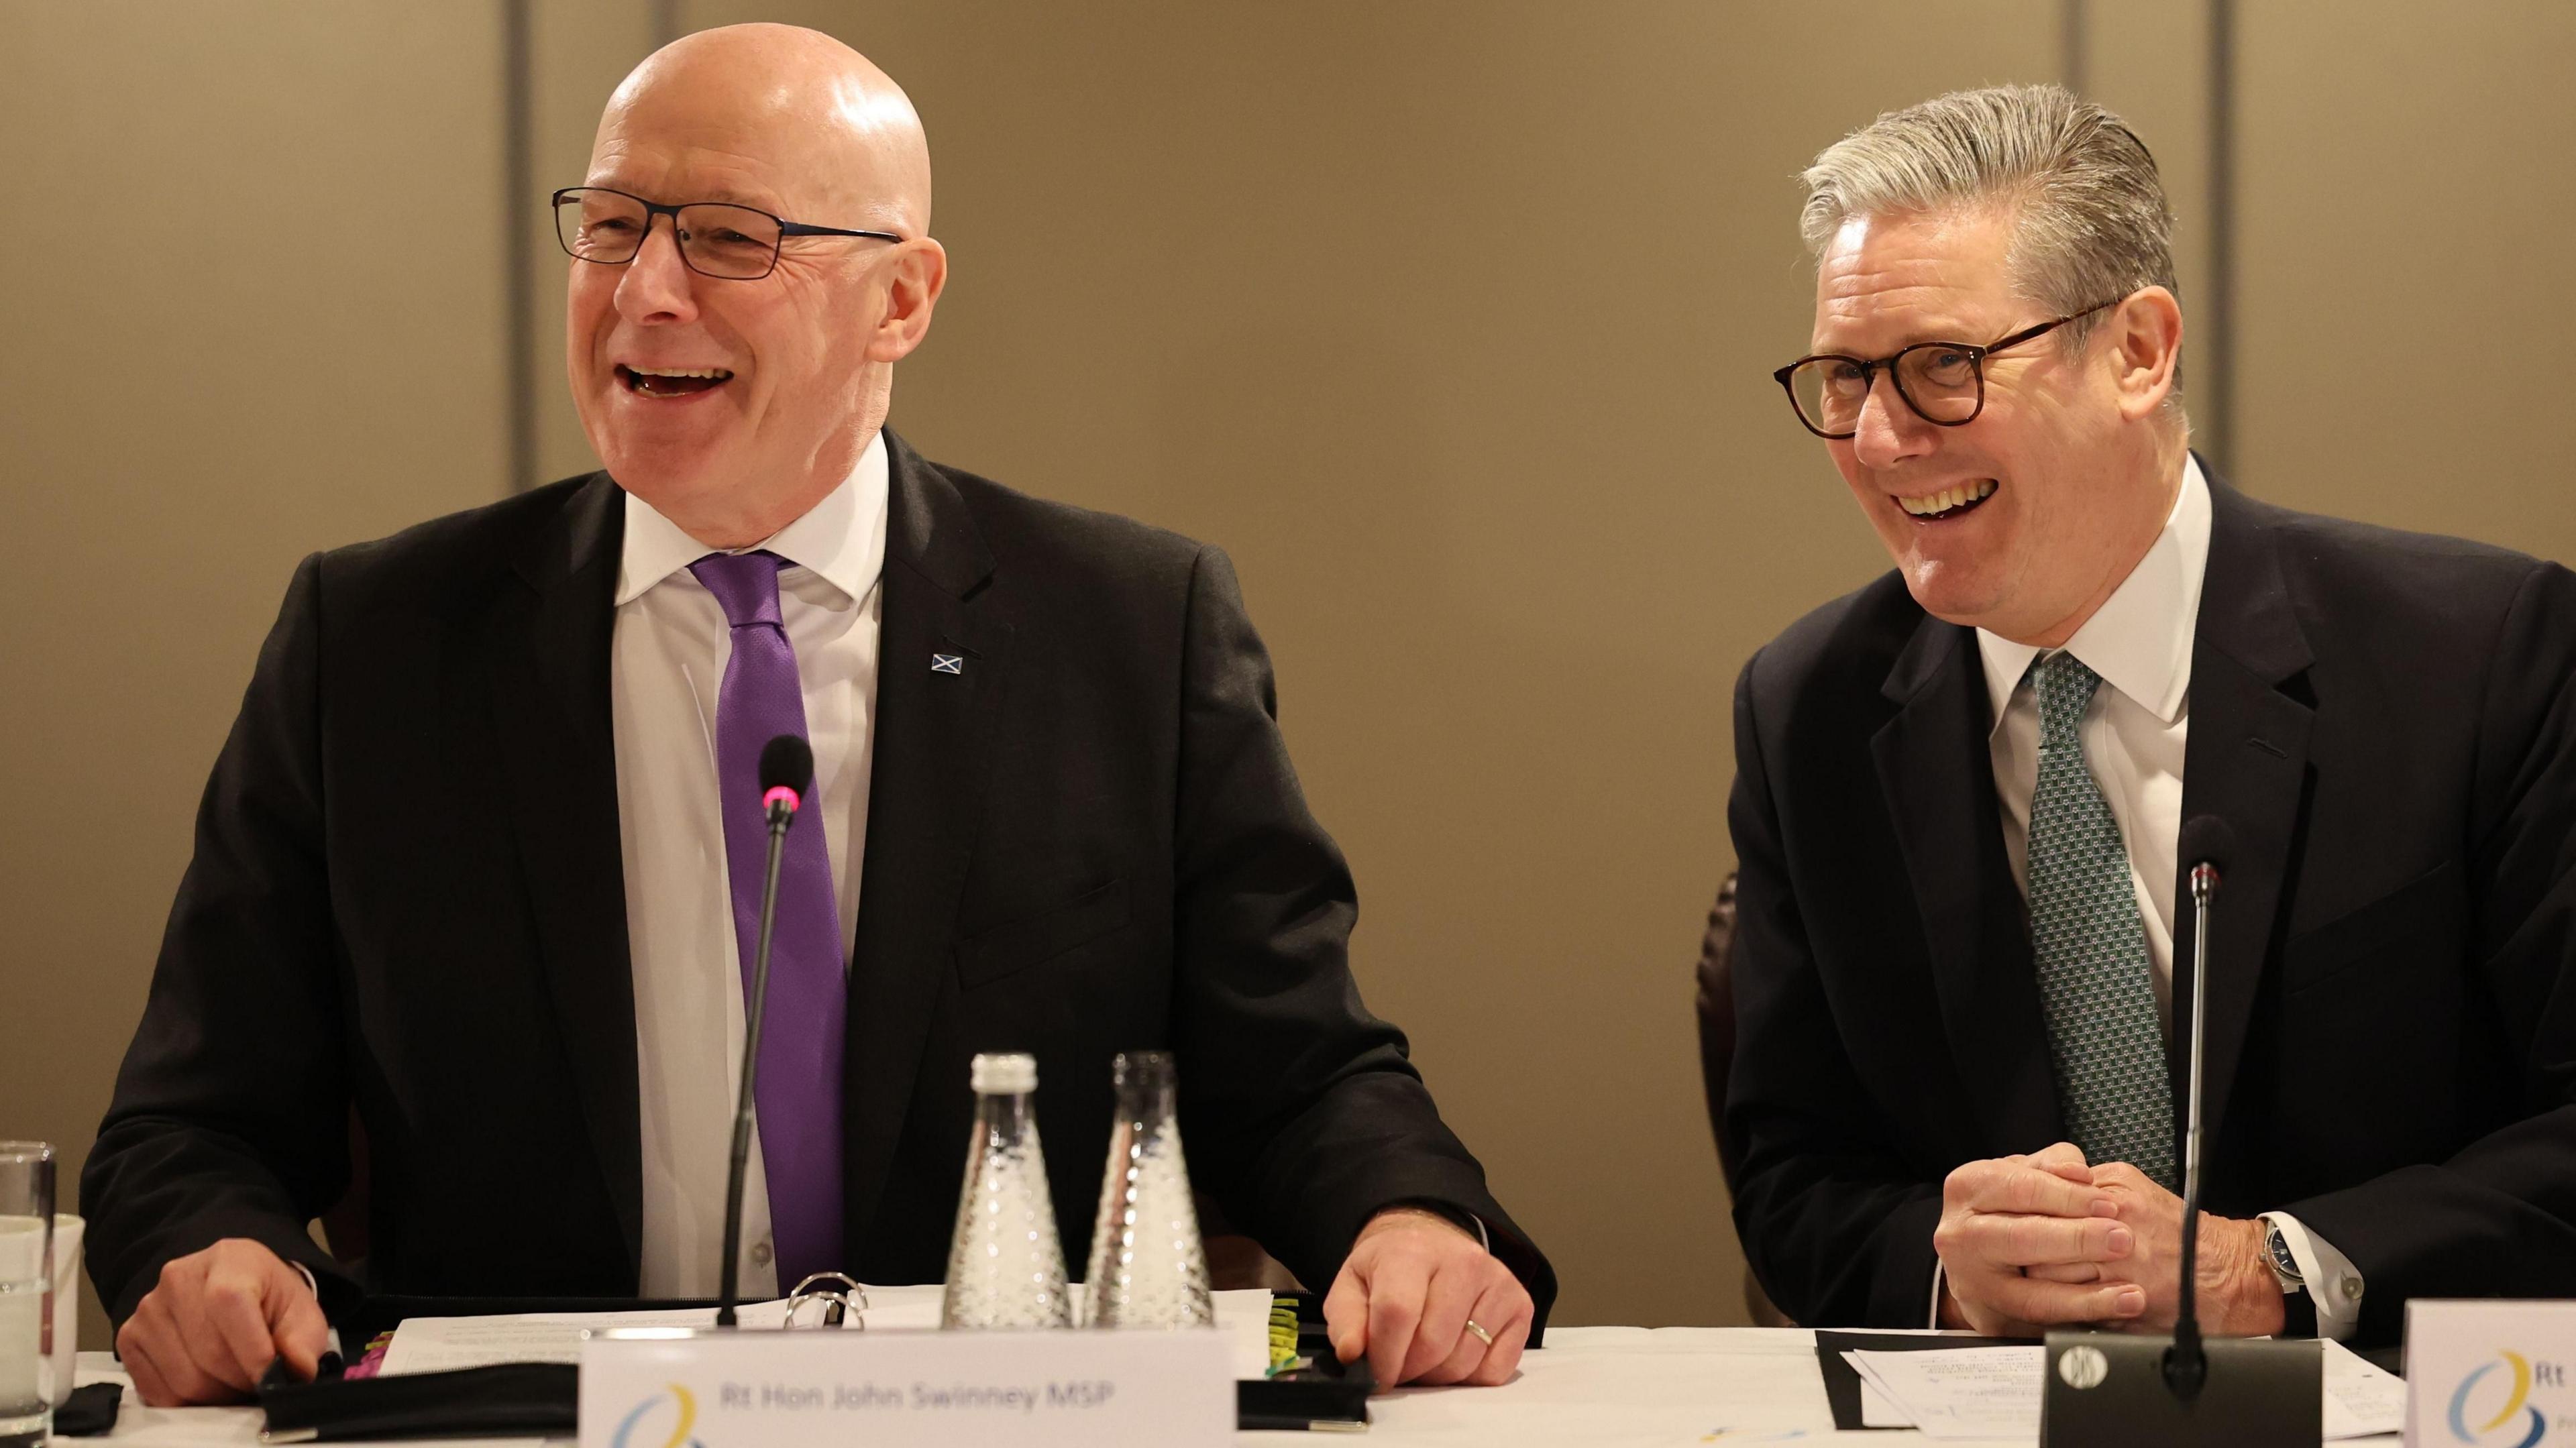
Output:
top-left (1772, 298), bottom-right (2123, 440)
top-left (551, 186), bottom-right (904, 281)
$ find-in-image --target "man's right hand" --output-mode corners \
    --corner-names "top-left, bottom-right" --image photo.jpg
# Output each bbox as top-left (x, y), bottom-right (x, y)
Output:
top-left (1931, 1142), bottom-right (2147, 1336)
top-left (117, 1238), bottom-right (328, 1406)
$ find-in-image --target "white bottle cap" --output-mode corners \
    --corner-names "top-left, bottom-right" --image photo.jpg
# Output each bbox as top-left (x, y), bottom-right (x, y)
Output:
top-left (970, 1052), bottom-right (1038, 1095)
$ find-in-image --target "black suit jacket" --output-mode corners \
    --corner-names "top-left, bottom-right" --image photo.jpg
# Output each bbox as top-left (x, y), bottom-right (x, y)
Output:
top-left (1725, 467), bottom-right (2576, 1346)
top-left (86, 431), bottom-right (1554, 1335)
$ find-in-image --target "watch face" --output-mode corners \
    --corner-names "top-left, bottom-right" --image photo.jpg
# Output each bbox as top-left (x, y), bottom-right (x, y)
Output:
top-left (2267, 1227), bottom-right (2304, 1286)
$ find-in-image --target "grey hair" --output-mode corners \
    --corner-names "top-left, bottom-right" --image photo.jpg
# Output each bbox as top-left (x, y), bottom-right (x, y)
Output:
top-left (1799, 84), bottom-right (2180, 397)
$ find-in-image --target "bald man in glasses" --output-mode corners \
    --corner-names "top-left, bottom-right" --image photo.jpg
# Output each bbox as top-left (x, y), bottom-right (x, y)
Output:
top-left (87, 24), bottom-right (1549, 1403)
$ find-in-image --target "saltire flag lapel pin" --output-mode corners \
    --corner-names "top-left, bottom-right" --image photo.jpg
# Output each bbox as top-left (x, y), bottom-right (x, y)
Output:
top-left (930, 653), bottom-right (965, 675)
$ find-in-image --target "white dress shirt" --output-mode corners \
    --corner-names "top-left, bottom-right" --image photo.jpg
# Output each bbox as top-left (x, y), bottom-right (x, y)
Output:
top-left (1929, 456), bottom-right (2364, 1337)
top-left (612, 431), bottom-right (889, 1298)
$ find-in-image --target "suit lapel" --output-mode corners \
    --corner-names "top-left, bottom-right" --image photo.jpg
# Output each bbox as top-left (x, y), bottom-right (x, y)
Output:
top-left (2176, 469), bottom-right (2314, 1154)
top-left (486, 475), bottom-right (644, 1274)
top-left (843, 432), bottom-right (1014, 1245)
top-left (1872, 614), bottom-right (2065, 1153)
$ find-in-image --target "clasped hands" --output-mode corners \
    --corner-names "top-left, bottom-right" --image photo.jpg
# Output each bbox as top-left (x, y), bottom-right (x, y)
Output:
top-left (1933, 1141), bottom-right (2283, 1337)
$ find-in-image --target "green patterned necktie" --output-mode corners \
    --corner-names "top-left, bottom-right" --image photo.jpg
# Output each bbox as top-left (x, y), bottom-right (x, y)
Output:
top-left (2027, 651), bottom-right (2176, 1188)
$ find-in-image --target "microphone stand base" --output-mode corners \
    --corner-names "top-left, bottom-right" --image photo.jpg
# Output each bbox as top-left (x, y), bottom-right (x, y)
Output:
top-left (2041, 1331), bottom-right (2320, 1448)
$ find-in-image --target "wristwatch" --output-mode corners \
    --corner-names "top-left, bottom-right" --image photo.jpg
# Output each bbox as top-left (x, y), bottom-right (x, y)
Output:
top-left (2263, 1218), bottom-right (2318, 1338)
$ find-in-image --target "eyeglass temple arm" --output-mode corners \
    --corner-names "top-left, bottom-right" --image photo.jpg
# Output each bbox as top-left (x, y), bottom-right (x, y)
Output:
top-left (1984, 298), bottom-right (2123, 355)
top-left (777, 222), bottom-right (904, 241)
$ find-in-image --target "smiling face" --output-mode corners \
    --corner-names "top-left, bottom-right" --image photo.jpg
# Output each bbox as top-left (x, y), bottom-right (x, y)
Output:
top-left (566, 25), bottom-right (943, 547)
top-left (1811, 205), bottom-right (2182, 646)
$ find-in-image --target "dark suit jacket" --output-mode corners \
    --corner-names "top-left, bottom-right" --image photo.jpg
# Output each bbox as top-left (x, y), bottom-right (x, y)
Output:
top-left (1725, 466), bottom-right (2576, 1347)
top-left (85, 431), bottom-right (1554, 1335)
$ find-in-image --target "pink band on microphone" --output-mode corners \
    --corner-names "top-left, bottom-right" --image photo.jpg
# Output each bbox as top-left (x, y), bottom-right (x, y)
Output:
top-left (763, 786), bottom-right (802, 814)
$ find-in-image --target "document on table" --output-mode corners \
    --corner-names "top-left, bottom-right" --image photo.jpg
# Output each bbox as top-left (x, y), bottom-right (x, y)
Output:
top-left (1856, 1373), bottom-right (1915, 1429)
top-left (378, 1285), bottom-right (1277, 1379)
top-left (1841, 1339), bottom-right (2404, 1441)
top-left (378, 1296), bottom-right (848, 1374)
top-left (2319, 1339), bottom-right (2408, 1439)
top-left (1844, 1345), bottom-right (2042, 1439)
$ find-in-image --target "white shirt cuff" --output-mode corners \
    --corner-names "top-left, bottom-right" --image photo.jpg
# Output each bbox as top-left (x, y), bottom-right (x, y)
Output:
top-left (289, 1261), bottom-right (348, 1357)
top-left (2261, 1211), bottom-right (2365, 1341)
top-left (1449, 1209), bottom-right (1491, 1254)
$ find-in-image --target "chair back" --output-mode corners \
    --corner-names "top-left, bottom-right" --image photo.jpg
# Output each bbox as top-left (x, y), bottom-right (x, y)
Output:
top-left (1695, 873), bottom-right (1743, 1184)
top-left (1694, 871), bottom-right (1794, 1327)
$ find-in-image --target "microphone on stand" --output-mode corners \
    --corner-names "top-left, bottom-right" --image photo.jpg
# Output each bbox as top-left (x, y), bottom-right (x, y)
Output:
top-left (715, 734), bottom-right (814, 1330)
top-left (2040, 814), bottom-right (2320, 1447)
top-left (2165, 814), bottom-right (2235, 1401)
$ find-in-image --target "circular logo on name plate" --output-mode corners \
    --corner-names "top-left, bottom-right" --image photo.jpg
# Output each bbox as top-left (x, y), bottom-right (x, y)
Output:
top-left (611, 1384), bottom-right (706, 1448)
top-left (2057, 1345), bottom-right (2110, 1390)
top-left (2448, 1352), bottom-right (2547, 1448)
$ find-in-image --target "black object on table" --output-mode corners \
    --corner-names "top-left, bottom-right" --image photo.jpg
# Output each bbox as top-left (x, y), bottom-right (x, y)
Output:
top-left (1240, 1291), bottom-right (1374, 1431)
top-left (257, 1362), bottom-right (578, 1443)
top-left (2041, 1331), bottom-right (2322, 1448)
top-left (48, 1382), bottom-right (123, 1438)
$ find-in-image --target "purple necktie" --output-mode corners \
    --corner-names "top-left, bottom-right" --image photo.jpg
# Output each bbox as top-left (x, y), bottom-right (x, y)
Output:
top-left (688, 550), bottom-right (846, 1286)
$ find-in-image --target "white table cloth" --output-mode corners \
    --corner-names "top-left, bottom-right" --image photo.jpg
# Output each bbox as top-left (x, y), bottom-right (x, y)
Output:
top-left (60, 1329), bottom-right (2402, 1445)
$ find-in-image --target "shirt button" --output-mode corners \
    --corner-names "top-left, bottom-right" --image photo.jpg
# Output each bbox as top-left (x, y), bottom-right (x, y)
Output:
top-left (2339, 1276), bottom-right (2362, 1302)
top-left (751, 1239), bottom-right (773, 1268)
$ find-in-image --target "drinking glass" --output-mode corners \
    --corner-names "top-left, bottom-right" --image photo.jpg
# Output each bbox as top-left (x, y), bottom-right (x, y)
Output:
top-left (0, 1144), bottom-right (55, 1448)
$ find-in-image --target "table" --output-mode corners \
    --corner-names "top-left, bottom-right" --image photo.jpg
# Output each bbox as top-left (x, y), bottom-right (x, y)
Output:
top-left (60, 1329), bottom-right (2404, 1445)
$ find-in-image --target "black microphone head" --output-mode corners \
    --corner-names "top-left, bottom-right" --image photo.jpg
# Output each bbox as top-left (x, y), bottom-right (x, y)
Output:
top-left (757, 734), bottom-right (814, 798)
top-left (2178, 814), bottom-right (2237, 876)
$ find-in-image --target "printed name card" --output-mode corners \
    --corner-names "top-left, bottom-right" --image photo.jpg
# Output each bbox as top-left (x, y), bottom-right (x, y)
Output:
top-left (580, 1326), bottom-right (1232, 1448)
top-left (2406, 1299), bottom-right (2576, 1447)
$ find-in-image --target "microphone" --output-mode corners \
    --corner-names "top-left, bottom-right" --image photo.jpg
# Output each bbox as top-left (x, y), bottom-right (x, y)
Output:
top-left (716, 734), bottom-right (814, 1329)
top-left (759, 734), bottom-right (813, 830)
top-left (2165, 814), bottom-right (2235, 1399)
top-left (2039, 814), bottom-right (2318, 1447)
top-left (2178, 818), bottom-right (2237, 873)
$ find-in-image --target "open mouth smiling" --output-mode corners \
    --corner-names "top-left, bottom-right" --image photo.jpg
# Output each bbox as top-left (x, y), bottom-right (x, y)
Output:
top-left (617, 364), bottom-right (735, 398)
top-left (1892, 478), bottom-right (1998, 522)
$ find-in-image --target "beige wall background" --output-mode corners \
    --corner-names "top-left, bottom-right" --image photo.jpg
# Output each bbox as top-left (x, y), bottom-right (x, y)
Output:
top-left (7, 1), bottom-right (2572, 1350)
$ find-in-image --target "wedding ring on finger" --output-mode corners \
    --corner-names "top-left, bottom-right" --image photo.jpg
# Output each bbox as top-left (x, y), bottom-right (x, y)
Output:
top-left (1464, 1318), bottom-right (1495, 1347)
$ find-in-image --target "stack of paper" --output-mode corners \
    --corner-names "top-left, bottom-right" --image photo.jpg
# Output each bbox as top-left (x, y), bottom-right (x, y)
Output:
top-left (378, 1296), bottom-right (862, 1375)
top-left (378, 1284), bottom-right (1278, 1380)
top-left (1839, 1339), bottom-right (2405, 1441)
top-left (1842, 1345), bottom-right (2042, 1439)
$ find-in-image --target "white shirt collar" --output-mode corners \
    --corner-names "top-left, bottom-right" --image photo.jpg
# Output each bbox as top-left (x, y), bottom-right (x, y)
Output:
top-left (614, 430), bottom-right (892, 608)
top-left (1976, 453), bottom-right (2212, 730)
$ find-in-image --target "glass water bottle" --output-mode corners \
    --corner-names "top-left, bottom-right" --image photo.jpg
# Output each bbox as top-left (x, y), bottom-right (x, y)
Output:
top-left (1081, 1050), bottom-right (1214, 1328)
top-left (941, 1052), bottom-right (1073, 1329)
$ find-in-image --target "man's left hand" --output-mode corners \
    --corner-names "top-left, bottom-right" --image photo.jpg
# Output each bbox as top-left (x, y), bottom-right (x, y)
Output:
top-left (2028, 1162), bottom-right (2284, 1335)
top-left (1324, 1207), bottom-right (1532, 1390)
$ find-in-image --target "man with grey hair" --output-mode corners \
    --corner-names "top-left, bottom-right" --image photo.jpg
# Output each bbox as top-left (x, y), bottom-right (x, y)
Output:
top-left (1723, 82), bottom-right (2576, 1347)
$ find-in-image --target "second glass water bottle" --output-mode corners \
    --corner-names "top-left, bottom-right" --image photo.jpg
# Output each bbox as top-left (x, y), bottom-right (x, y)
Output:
top-left (1081, 1050), bottom-right (1214, 1328)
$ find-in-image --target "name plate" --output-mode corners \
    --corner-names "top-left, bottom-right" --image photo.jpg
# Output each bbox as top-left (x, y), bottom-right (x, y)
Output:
top-left (579, 1327), bottom-right (1232, 1448)
top-left (2406, 1299), bottom-right (2576, 1447)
